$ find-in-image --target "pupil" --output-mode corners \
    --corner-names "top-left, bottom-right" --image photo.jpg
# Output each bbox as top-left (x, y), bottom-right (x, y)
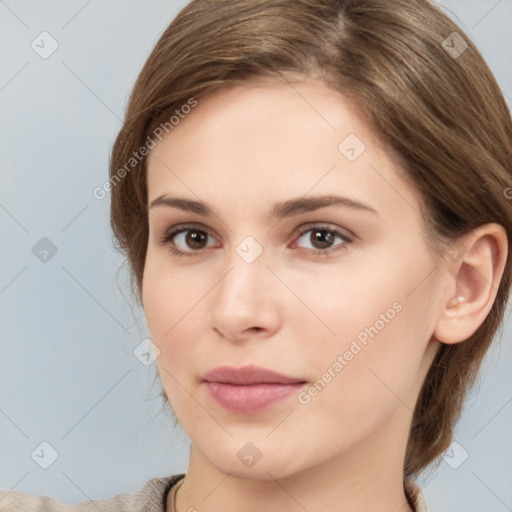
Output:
top-left (187, 230), bottom-right (206, 248)
top-left (313, 230), bottom-right (333, 248)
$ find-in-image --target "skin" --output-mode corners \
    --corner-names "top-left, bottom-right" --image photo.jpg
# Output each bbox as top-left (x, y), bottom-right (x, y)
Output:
top-left (142, 78), bottom-right (507, 512)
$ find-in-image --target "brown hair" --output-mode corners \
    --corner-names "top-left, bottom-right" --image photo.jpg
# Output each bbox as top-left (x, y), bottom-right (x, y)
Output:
top-left (108, 0), bottom-right (512, 479)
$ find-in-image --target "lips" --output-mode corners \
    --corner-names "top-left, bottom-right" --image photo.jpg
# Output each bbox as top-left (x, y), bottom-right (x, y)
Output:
top-left (202, 364), bottom-right (305, 385)
top-left (202, 365), bottom-right (307, 414)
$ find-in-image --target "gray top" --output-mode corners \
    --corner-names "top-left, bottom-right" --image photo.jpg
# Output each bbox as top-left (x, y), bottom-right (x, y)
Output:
top-left (0, 474), bottom-right (428, 511)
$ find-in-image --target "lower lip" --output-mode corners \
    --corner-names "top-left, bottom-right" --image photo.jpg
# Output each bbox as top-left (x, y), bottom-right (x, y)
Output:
top-left (203, 381), bottom-right (306, 414)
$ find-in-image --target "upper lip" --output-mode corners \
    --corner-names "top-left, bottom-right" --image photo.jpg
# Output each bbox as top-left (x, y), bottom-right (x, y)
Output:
top-left (202, 365), bottom-right (306, 385)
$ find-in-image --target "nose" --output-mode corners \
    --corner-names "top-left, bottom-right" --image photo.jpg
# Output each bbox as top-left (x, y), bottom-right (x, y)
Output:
top-left (208, 248), bottom-right (282, 342)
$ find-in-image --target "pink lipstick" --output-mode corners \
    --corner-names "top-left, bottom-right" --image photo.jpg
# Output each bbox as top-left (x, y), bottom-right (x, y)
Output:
top-left (202, 364), bottom-right (306, 414)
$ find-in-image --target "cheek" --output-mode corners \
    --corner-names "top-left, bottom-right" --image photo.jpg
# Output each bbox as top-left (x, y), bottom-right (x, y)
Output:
top-left (282, 257), bottom-right (406, 349)
top-left (295, 249), bottom-right (433, 392)
top-left (142, 256), bottom-right (214, 383)
top-left (291, 303), bottom-right (425, 452)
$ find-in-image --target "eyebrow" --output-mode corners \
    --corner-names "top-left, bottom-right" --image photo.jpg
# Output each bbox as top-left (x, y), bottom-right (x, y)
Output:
top-left (148, 194), bottom-right (379, 218)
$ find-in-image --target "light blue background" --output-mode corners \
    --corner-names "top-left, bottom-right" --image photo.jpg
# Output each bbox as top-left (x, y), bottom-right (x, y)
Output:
top-left (0, 1), bottom-right (511, 511)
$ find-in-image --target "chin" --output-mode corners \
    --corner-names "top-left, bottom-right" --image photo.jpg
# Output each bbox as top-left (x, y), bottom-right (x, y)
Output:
top-left (214, 458), bottom-right (296, 481)
top-left (196, 438), bottom-right (304, 481)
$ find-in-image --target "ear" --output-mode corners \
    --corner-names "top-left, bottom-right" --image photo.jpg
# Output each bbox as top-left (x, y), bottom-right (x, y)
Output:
top-left (433, 223), bottom-right (508, 345)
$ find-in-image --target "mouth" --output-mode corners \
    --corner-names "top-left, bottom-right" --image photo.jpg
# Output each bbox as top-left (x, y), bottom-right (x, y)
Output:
top-left (202, 364), bottom-right (307, 414)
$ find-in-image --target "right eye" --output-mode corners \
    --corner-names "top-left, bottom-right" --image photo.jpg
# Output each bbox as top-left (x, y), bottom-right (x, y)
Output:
top-left (160, 223), bottom-right (220, 257)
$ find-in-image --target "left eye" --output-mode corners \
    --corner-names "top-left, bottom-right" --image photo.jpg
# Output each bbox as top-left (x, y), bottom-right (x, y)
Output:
top-left (160, 225), bottom-right (218, 257)
top-left (293, 226), bottom-right (351, 255)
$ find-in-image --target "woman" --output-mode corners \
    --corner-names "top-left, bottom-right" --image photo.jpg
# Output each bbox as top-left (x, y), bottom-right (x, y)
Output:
top-left (2, 0), bottom-right (511, 510)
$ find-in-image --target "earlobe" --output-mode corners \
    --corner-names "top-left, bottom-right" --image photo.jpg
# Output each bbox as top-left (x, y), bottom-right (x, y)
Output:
top-left (433, 223), bottom-right (508, 345)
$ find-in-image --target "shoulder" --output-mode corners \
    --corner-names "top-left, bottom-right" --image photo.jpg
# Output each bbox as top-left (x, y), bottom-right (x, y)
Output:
top-left (404, 478), bottom-right (429, 512)
top-left (0, 474), bottom-right (185, 512)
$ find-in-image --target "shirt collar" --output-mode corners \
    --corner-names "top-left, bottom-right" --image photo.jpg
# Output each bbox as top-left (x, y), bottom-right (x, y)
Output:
top-left (404, 478), bottom-right (429, 512)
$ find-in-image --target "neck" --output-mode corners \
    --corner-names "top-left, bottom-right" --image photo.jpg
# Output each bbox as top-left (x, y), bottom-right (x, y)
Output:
top-left (170, 408), bottom-right (415, 512)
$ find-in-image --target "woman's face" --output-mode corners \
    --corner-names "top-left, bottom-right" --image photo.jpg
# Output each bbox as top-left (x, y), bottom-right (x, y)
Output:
top-left (143, 78), bottom-right (445, 480)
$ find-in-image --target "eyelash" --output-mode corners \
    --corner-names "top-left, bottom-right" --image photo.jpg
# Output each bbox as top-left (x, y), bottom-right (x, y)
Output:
top-left (159, 223), bottom-right (353, 259)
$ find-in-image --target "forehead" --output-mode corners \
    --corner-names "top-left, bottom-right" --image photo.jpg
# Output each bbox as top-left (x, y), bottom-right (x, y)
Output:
top-left (146, 79), bottom-right (422, 223)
